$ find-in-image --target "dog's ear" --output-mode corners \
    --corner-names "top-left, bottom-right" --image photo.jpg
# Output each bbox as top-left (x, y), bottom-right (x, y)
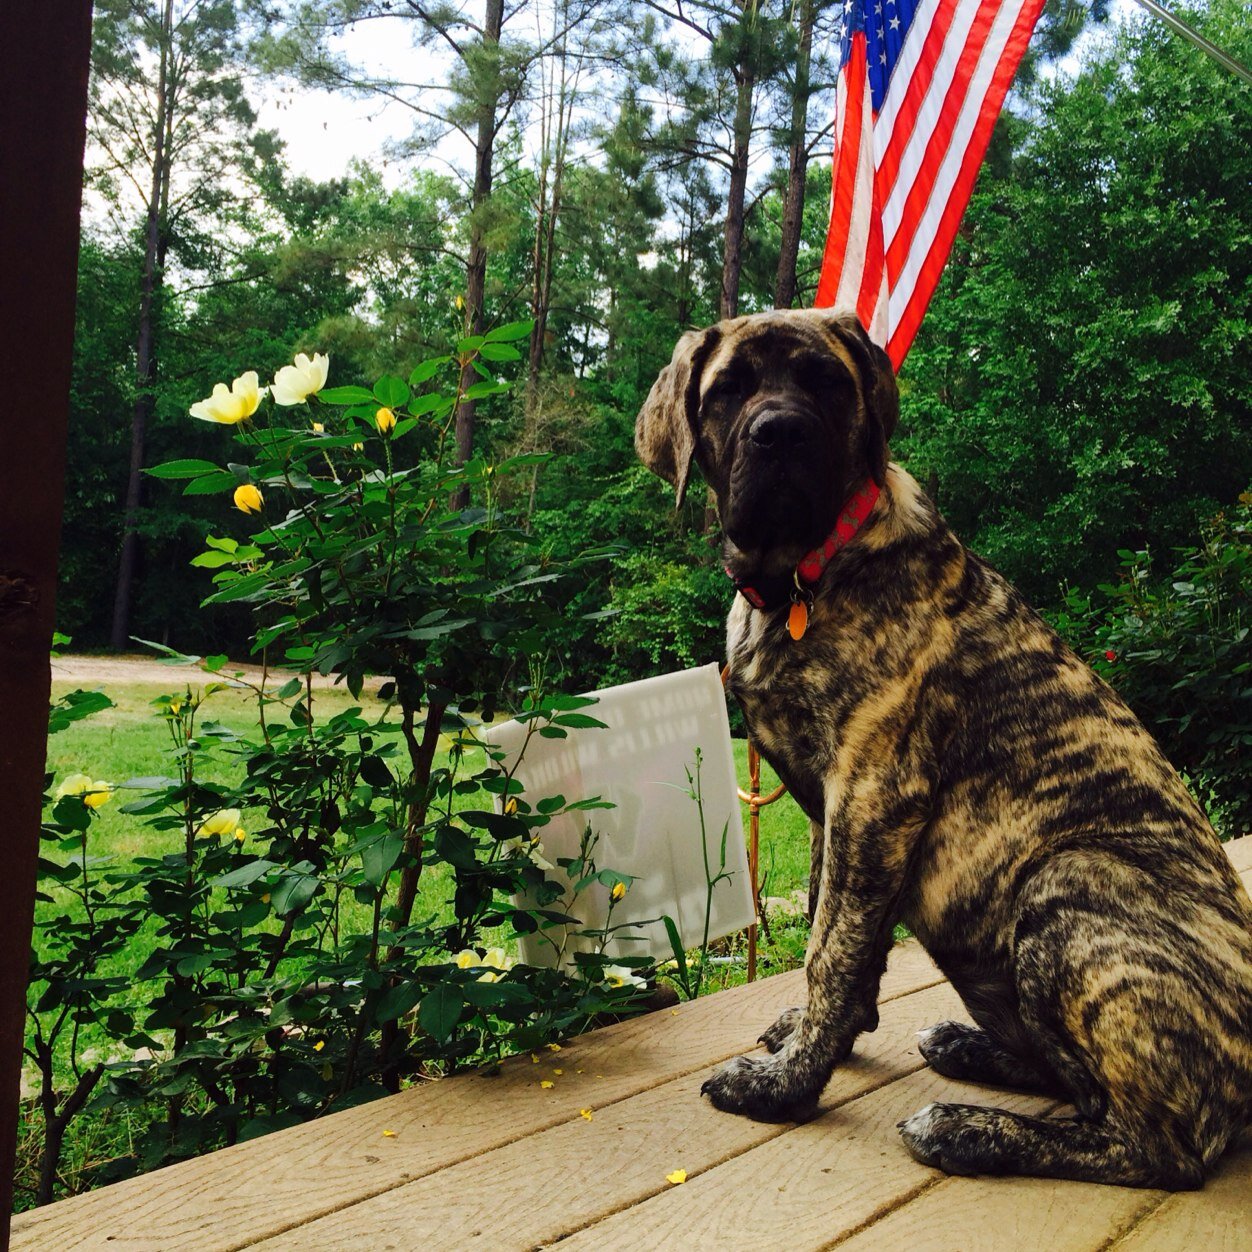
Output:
top-left (814, 310), bottom-right (899, 487)
top-left (636, 326), bottom-right (722, 507)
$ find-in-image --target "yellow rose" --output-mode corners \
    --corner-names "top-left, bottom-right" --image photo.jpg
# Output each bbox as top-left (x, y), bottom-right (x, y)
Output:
top-left (199, 808), bottom-right (243, 838)
top-left (233, 484), bottom-right (264, 514)
top-left (311, 421), bottom-right (325, 433)
top-left (271, 352), bottom-right (329, 405)
top-left (610, 881), bottom-right (627, 902)
top-left (55, 773), bottom-right (112, 808)
top-left (375, 406), bottom-right (396, 434)
top-left (190, 371), bottom-right (264, 424)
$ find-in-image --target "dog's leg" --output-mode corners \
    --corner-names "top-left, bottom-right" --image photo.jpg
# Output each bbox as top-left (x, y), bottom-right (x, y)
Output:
top-left (702, 776), bottom-right (931, 1121)
top-left (897, 1103), bottom-right (1205, 1190)
top-left (916, 1021), bottom-right (1055, 1093)
top-left (758, 819), bottom-right (827, 1055)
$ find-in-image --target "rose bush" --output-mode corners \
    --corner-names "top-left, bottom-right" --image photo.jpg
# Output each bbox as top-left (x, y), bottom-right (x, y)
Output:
top-left (26, 327), bottom-right (653, 1201)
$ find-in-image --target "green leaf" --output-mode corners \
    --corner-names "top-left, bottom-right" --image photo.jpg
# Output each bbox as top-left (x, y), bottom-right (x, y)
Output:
top-left (319, 385), bottom-right (376, 405)
top-left (478, 342), bottom-right (521, 362)
top-left (663, 915), bottom-right (690, 994)
top-left (48, 690), bottom-right (114, 734)
top-left (484, 319), bottom-right (533, 343)
top-left (375, 982), bottom-right (423, 1023)
top-left (409, 357), bottom-right (450, 386)
top-left (419, 983), bottom-right (464, 1042)
top-left (361, 832), bottom-right (404, 887)
top-left (462, 980), bottom-right (532, 1009)
top-left (182, 472), bottom-right (237, 496)
top-left (191, 550), bottom-right (239, 569)
top-left (146, 459), bottom-right (222, 479)
top-left (214, 860), bottom-right (275, 890)
top-left (465, 380), bottom-right (510, 401)
top-left (553, 713), bottom-right (608, 730)
top-left (270, 869), bottom-right (319, 916)
top-left (374, 375), bottom-right (410, 408)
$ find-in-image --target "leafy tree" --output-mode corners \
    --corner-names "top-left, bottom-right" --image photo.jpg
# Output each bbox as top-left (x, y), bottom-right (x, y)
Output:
top-left (898, 0), bottom-right (1252, 603)
top-left (88, 0), bottom-right (261, 649)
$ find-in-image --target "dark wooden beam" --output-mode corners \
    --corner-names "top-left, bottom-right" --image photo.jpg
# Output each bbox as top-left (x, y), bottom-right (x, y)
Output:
top-left (0, 0), bottom-right (94, 1231)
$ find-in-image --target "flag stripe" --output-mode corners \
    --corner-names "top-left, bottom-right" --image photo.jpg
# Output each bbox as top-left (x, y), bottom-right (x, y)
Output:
top-left (882, 0), bottom-right (1000, 268)
top-left (890, 0), bottom-right (1030, 305)
top-left (816, 0), bottom-right (1044, 371)
top-left (875, 0), bottom-right (962, 203)
top-left (887, 0), bottom-right (1044, 363)
top-left (815, 42), bottom-right (864, 307)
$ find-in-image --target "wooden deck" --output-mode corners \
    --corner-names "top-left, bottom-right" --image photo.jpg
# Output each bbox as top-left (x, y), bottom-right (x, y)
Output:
top-left (13, 835), bottom-right (1252, 1251)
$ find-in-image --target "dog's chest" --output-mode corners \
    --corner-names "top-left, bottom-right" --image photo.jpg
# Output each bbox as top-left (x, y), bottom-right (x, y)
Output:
top-left (724, 598), bottom-right (857, 817)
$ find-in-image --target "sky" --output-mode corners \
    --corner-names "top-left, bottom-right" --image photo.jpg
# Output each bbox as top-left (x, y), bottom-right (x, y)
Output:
top-left (253, 17), bottom-right (420, 189)
top-left (254, 2), bottom-right (1148, 187)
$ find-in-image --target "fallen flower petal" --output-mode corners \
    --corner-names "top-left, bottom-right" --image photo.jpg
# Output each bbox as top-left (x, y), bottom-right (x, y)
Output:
top-left (666, 1169), bottom-right (687, 1185)
top-left (382, 1129), bottom-right (397, 1138)
top-left (579, 1108), bottom-right (593, 1121)
top-left (540, 1080), bottom-right (554, 1089)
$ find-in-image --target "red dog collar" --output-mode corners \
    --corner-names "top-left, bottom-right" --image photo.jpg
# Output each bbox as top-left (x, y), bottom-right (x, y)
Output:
top-left (727, 479), bottom-right (881, 618)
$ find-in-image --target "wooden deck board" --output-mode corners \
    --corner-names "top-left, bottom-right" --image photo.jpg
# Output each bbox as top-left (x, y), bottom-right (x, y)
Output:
top-left (251, 981), bottom-right (964, 1251)
top-left (11, 836), bottom-right (1250, 1251)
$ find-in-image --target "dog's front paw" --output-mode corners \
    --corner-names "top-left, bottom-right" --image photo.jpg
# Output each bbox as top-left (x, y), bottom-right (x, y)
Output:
top-left (758, 1007), bottom-right (803, 1053)
top-left (700, 1054), bottom-right (818, 1123)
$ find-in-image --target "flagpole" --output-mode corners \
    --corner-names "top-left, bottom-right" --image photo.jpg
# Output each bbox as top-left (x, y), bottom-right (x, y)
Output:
top-left (1130, 0), bottom-right (1252, 87)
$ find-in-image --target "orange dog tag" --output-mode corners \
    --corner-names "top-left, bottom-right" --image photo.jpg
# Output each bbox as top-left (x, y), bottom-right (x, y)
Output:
top-left (787, 600), bottom-right (808, 641)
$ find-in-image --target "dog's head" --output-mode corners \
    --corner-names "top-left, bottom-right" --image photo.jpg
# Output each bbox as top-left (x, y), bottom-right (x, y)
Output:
top-left (636, 308), bottom-right (898, 580)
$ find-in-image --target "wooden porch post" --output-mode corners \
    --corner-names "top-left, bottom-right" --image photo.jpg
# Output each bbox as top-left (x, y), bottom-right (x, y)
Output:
top-left (0, 0), bottom-right (94, 1232)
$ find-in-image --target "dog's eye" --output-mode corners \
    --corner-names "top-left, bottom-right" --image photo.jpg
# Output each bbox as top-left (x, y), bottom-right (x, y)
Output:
top-left (706, 367), bottom-right (754, 405)
top-left (799, 361), bottom-right (851, 400)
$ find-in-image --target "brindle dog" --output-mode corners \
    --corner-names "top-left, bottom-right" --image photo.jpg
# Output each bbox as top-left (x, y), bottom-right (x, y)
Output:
top-left (636, 306), bottom-right (1252, 1188)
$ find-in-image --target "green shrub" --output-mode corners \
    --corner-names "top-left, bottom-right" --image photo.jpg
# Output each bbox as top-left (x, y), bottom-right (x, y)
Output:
top-left (1052, 490), bottom-right (1252, 837)
top-left (25, 329), bottom-right (657, 1203)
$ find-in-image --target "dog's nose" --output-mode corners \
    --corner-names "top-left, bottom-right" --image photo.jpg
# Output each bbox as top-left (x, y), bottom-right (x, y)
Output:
top-left (746, 409), bottom-right (810, 453)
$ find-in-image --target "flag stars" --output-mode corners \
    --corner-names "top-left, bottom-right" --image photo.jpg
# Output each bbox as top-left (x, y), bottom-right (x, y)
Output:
top-left (890, 14), bottom-right (901, 28)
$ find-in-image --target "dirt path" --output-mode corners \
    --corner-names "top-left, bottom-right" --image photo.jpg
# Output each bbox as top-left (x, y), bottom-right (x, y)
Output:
top-left (50, 653), bottom-right (376, 691)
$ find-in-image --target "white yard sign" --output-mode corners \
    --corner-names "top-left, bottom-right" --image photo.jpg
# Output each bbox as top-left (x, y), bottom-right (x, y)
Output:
top-left (483, 664), bottom-right (757, 969)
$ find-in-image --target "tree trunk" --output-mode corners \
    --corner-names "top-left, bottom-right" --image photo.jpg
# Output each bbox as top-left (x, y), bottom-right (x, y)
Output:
top-left (110, 0), bottom-right (173, 649)
top-left (453, 0), bottom-right (505, 504)
top-left (721, 55), bottom-right (755, 320)
top-left (774, 0), bottom-right (816, 309)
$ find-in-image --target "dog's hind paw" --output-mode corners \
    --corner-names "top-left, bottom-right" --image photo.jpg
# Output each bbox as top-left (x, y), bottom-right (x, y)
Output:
top-left (916, 1021), bottom-right (1053, 1092)
top-left (898, 1102), bottom-right (982, 1176)
top-left (758, 1007), bottom-right (804, 1053)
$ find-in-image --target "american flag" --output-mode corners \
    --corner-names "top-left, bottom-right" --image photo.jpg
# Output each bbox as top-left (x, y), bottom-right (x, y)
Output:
top-left (815, 0), bottom-right (1046, 368)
